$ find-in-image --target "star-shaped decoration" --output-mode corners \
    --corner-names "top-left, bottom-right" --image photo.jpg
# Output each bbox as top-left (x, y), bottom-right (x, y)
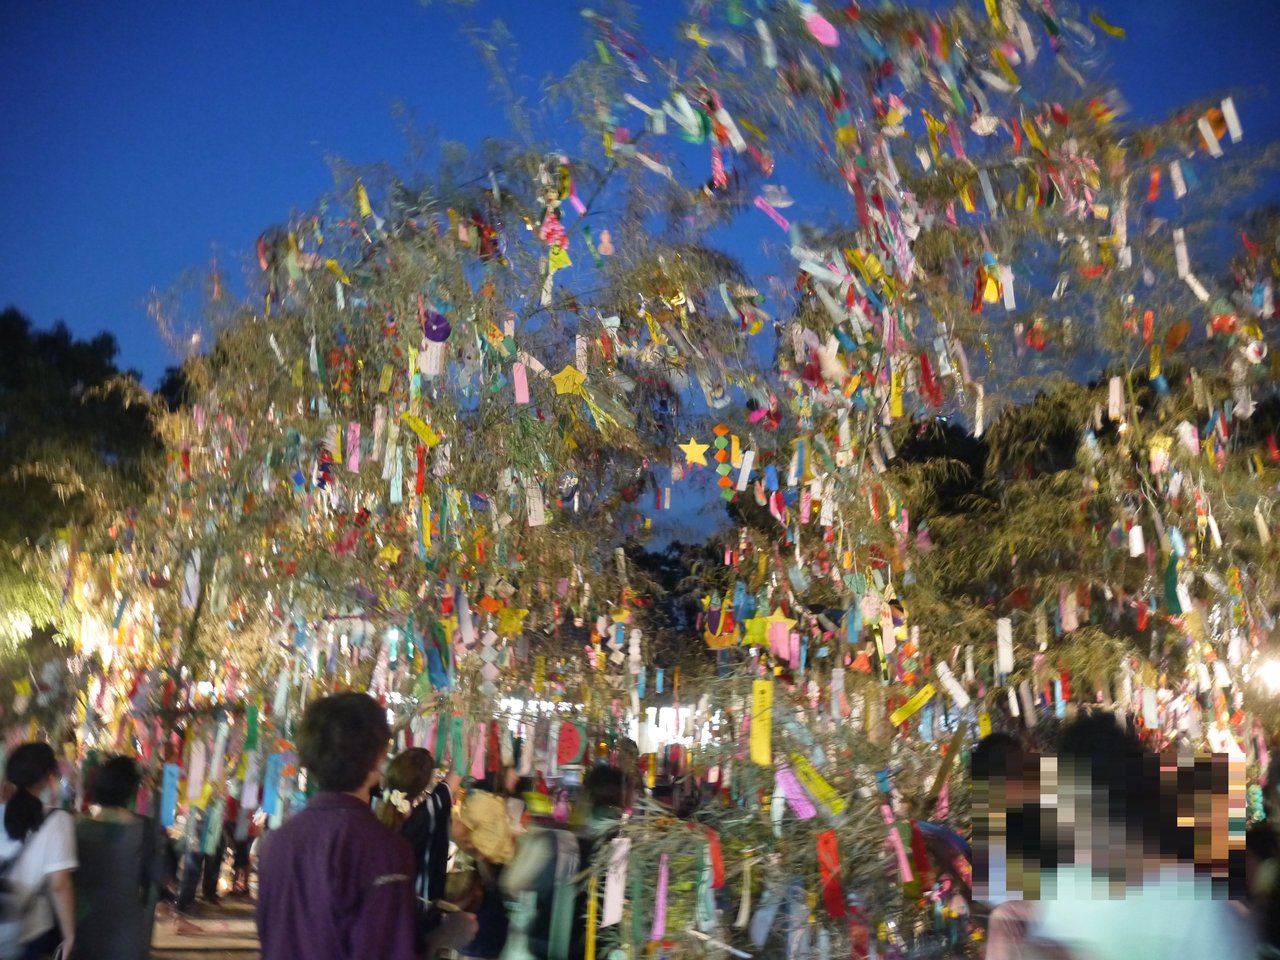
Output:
top-left (742, 614), bottom-right (770, 647)
top-left (765, 607), bottom-right (797, 647)
top-left (552, 364), bottom-right (587, 396)
top-left (497, 605), bottom-right (530, 637)
top-left (679, 436), bottom-right (710, 467)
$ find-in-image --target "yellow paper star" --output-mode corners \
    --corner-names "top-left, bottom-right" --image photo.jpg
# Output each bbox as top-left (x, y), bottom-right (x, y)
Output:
top-left (497, 605), bottom-right (530, 637)
top-left (766, 607), bottom-right (797, 630)
top-left (741, 615), bottom-right (769, 647)
top-left (552, 364), bottom-right (587, 396)
top-left (679, 436), bottom-right (711, 466)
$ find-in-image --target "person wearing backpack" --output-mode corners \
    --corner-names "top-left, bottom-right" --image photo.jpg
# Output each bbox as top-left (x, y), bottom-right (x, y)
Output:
top-left (73, 756), bottom-right (164, 960)
top-left (0, 743), bottom-right (77, 960)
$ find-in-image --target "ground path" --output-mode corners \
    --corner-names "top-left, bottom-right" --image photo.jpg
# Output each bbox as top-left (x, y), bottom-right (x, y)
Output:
top-left (151, 899), bottom-right (260, 959)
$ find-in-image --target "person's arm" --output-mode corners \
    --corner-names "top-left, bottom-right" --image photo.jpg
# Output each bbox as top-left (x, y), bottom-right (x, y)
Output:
top-left (421, 911), bottom-right (479, 957)
top-left (48, 869), bottom-right (75, 956)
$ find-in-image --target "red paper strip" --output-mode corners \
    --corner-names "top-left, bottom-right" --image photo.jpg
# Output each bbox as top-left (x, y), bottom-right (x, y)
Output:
top-left (704, 828), bottom-right (726, 889)
top-left (816, 829), bottom-right (845, 918)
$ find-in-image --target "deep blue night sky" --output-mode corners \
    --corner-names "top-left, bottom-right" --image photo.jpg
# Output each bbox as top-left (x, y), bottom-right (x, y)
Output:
top-left (3, 0), bottom-right (1278, 384)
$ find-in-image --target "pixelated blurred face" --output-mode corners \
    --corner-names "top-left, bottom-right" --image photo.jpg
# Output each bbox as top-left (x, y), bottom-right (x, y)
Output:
top-left (1056, 761), bottom-right (1108, 868)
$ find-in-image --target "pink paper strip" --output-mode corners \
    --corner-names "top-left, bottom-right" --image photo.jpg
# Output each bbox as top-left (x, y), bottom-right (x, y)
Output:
top-left (754, 196), bottom-right (790, 231)
top-left (513, 362), bottom-right (530, 404)
top-left (346, 422), bottom-right (361, 472)
top-left (650, 853), bottom-right (669, 940)
top-left (881, 804), bottom-right (913, 882)
top-left (775, 764), bottom-right (817, 819)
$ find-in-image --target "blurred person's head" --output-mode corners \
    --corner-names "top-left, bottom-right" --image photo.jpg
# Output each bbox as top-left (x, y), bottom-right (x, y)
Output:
top-left (91, 755), bottom-right (143, 809)
top-left (582, 764), bottom-right (626, 823)
top-left (3, 742), bottom-right (59, 841)
top-left (1054, 711), bottom-right (1158, 881)
top-left (297, 692), bottom-right (391, 797)
top-left (455, 790), bottom-right (515, 864)
top-left (377, 747), bottom-right (436, 829)
top-left (971, 732), bottom-right (1030, 820)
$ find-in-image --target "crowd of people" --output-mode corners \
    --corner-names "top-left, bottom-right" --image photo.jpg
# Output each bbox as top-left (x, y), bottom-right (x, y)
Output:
top-left (256, 692), bottom-right (629, 960)
top-left (0, 746), bottom-right (162, 960)
top-left (972, 712), bottom-right (1280, 959)
top-left (3, 693), bottom-right (1280, 960)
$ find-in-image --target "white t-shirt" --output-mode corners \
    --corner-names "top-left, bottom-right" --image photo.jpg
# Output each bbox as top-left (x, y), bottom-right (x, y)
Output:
top-left (0, 807), bottom-right (78, 943)
top-left (1032, 863), bottom-right (1256, 960)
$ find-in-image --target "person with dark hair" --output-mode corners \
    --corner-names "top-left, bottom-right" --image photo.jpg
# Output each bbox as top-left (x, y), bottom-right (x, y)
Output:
top-left (255, 693), bottom-right (475, 960)
top-left (377, 748), bottom-right (460, 936)
top-left (1024, 711), bottom-right (1255, 960)
top-left (0, 743), bottom-right (77, 960)
top-left (970, 732), bottom-right (1032, 909)
top-left (72, 755), bottom-right (164, 960)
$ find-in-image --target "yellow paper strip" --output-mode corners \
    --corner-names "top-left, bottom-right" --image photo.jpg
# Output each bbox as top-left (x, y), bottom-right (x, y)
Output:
top-left (890, 368), bottom-right (905, 418)
top-left (1089, 11), bottom-right (1126, 39)
top-left (890, 683), bottom-right (936, 727)
top-left (789, 754), bottom-right (846, 815)
top-left (750, 679), bottom-right (774, 765)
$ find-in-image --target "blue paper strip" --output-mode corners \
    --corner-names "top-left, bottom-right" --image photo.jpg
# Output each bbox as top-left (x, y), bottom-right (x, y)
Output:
top-left (261, 752), bottom-right (286, 815)
top-left (160, 763), bottom-right (180, 828)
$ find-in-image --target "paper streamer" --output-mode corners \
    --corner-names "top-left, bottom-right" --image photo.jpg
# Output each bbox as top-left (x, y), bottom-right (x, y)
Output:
top-left (789, 755), bottom-right (846, 815)
top-left (1198, 115), bottom-right (1223, 157)
top-left (881, 805), bottom-right (913, 882)
top-left (936, 662), bottom-right (971, 709)
top-left (650, 854), bottom-right (669, 941)
top-left (890, 683), bottom-right (935, 727)
top-left (1222, 97), bottom-right (1242, 143)
top-left (186, 739), bottom-right (208, 801)
top-left (774, 764), bottom-right (818, 819)
top-left (160, 763), bottom-right (180, 828)
top-left (734, 858), bottom-right (753, 929)
top-left (754, 196), bottom-right (790, 231)
top-left (261, 752), bottom-right (286, 816)
top-left (209, 721), bottom-right (229, 786)
top-left (996, 618), bottom-right (1014, 675)
top-left (750, 679), bottom-right (773, 764)
top-left (816, 830), bottom-right (845, 918)
top-left (601, 838), bottom-right (630, 928)
top-left (241, 752), bottom-right (262, 809)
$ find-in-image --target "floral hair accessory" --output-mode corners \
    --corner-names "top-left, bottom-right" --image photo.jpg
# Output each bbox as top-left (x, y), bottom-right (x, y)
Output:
top-left (387, 789), bottom-right (411, 815)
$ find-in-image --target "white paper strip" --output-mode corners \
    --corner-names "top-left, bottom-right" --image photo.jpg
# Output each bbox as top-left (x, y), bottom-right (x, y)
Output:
top-left (186, 740), bottom-right (208, 801)
top-left (996, 618), bottom-right (1014, 675)
top-left (1198, 116), bottom-right (1223, 157)
top-left (1128, 524), bottom-right (1145, 558)
top-left (1108, 376), bottom-right (1124, 421)
top-left (1222, 97), bottom-right (1242, 143)
top-left (936, 662), bottom-right (971, 709)
top-left (600, 838), bottom-right (631, 927)
top-left (1173, 228), bottom-right (1190, 279)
